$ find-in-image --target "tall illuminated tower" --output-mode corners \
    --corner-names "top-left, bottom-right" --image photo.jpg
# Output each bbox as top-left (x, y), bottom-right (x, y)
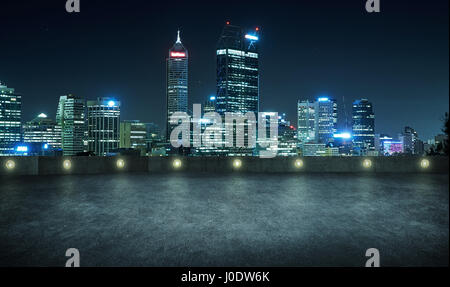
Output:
top-left (216, 22), bottom-right (259, 114)
top-left (166, 30), bottom-right (188, 140)
top-left (216, 22), bottom-right (260, 156)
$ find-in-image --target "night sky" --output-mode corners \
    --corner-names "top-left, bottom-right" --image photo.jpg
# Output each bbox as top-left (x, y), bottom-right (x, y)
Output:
top-left (1, 0), bottom-right (448, 140)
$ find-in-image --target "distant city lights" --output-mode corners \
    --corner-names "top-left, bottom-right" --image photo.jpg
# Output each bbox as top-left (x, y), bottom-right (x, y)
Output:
top-left (209, 96), bottom-right (216, 101)
top-left (333, 132), bottom-right (352, 139)
top-left (108, 100), bottom-right (116, 107)
top-left (16, 146), bottom-right (28, 152)
top-left (245, 34), bottom-right (259, 41)
top-left (318, 97), bottom-right (329, 102)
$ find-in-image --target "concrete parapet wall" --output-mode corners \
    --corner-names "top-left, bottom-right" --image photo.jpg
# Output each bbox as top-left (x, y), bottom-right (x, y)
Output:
top-left (0, 156), bottom-right (448, 177)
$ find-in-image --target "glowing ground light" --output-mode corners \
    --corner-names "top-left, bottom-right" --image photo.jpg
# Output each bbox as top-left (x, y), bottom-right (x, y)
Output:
top-left (294, 159), bottom-right (304, 168)
top-left (5, 160), bottom-right (15, 170)
top-left (362, 159), bottom-right (372, 168)
top-left (173, 159), bottom-right (182, 169)
top-left (63, 159), bottom-right (72, 170)
top-left (116, 159), bottom-right (125, 169)
top-left (233, 159), bottom-right (242, 169)
top-left (420, 159), bottom-right (430, 169)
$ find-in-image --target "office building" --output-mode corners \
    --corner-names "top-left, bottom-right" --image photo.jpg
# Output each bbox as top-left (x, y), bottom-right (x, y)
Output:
top-left (315, 96), bottom-right (337, 144)
top-left (56, 94), bottom-right (86, 156)
top-left (87, 98), bottom-right (120, 156)
top-left (277, 113), bottom-right (297, 156)
top-left (23, 113), bottom-right (61, 150)
top-left (204, 95), bottom-right (216, 113)
top-left (0, 82), bottom-right (22, 155)
top-left (216, 22), bottom-right (259, 114)
top-left (120, 120), bottom-right (147, 155)
top-left (216, 22), bottom-right (260, 155)
top-left (297, 100), bottom-right (316, 144)
top-left (352, 99), bottom-right (375, 155)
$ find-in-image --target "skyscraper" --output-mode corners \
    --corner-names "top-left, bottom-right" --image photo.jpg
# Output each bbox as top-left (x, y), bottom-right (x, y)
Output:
top-left (0, 82), bottom-right (21, 155)
top-left (216, 23), bottom-right (259, 114)
top-left (216, 22), bottom-right (260, 155)
top-left (297, 100), bottom-right (316, 144)
top-left (87, 98), bottom-right (121, 156)
top-left (315, 97), bottom-right (337, 144)
top-left (56, 94), bottom-right (86, 156)
top-left (166, 30), bottom-right (188, 140)
top-left (352, 99), bottom-right (375, 155)
top-left (23, 113), bottom-right (61, 149)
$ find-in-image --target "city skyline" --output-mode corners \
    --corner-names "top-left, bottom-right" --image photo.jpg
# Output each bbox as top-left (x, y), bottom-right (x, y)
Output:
top-left (0, 0), bottom-right (448, 141)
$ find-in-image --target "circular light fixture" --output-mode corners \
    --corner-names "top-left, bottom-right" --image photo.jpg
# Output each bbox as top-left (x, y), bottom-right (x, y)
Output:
top-left (420, 159), bottom-right (430, 169)
top-left (116, 159), bottom-right (125, 169)
top-left (362, 159), bottom-right (372, 168)
top-left (63, 159), bottom-right (72, 170)
top-left (5, 159), bottom-right (15, 170)
top-left (294, 159), bottom-right (304, 168)
top-left (233, 159), bottom-right (242, 169)
top-left (173, 159), bottom-right (182, 169)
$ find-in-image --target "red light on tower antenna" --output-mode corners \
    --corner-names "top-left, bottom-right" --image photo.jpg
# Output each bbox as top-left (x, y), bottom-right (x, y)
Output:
top-left (256, 27), bottom-right (259, 31)
top-left (226, 21), bottom-right (230, 25)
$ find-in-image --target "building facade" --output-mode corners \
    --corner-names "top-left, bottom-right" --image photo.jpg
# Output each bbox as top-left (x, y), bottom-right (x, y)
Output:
top-left (315, 97), bottom-right (337, 144)
top-left (166, 30), bottom-right (188, 140)
top-left (297, 100), bottom-right (316, 144)
top-left (352, 99), bottom-right (375, 155)
top-left (120, 120), bottom-right (147, 155)
top-left (276, 113), bottom-right (297, 156)
top-left (216, 23), bottom-right (259, 115)
top-left (215, 22), bottom-right (260, 156)
top-left (0, 83), bottom-right (22, 155)
top-left (23, 113), bottom-right (61, 150)
top-left (203, 95), bottom-right (217, 113)
top-left (56, 94), bottom-right (86, 156)
top-left (87, 98), bottom-right (121, 156)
